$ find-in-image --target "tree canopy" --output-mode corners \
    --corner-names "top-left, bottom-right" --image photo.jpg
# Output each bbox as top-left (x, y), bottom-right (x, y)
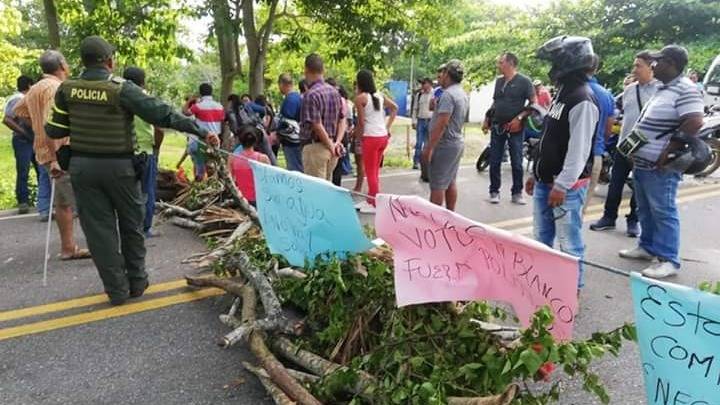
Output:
top-left (2, 0), bottom-right (720, 103)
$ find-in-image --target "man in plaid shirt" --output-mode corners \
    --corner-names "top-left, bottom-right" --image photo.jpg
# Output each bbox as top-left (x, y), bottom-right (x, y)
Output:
top-left (299, 53), bottom-right (347, 181)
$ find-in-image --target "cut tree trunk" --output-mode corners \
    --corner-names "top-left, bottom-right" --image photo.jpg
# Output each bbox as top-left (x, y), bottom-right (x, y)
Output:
top-left (243, 362), bottom-right (297, 405)
top-left (240, 286), bottom-right (322, 405)
top-left (272, 337), bottom-right (375, 399)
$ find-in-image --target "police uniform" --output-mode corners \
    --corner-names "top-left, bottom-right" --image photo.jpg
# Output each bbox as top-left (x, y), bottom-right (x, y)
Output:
top-left (46, 36), bottom-right (211, 304)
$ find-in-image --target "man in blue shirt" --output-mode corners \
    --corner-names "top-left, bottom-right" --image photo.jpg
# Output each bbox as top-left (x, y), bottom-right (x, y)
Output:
top-left (583, 56), bottom-right (615, 216)
top-left (3, 75), bottom-right (36, 214)
top-left (278, 73), bottom-right (303, 171)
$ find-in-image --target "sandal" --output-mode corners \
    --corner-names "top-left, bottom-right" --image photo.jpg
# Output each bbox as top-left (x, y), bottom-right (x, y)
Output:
top-left (59, 246), bottom-right (92, 261)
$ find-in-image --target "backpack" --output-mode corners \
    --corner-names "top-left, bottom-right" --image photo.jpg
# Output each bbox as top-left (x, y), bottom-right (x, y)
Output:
top-left (274, 116), bottom-right (301, 145)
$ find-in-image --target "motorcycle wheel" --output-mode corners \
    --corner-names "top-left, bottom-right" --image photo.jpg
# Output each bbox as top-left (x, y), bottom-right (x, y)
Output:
top-left (476, 147), bottom-right (491, 172)
top-left (695, 138), bottom-right (720, 177)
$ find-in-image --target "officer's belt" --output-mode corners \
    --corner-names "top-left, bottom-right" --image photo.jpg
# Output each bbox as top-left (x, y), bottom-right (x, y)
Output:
top-left (72, 151), bottom-right (134, 159)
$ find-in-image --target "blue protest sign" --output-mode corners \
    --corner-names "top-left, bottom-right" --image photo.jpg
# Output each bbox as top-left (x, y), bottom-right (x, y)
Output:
top-left (249, 161), bottom-right (373, 266)
top-left (631, 273), bottom-right (720, 405)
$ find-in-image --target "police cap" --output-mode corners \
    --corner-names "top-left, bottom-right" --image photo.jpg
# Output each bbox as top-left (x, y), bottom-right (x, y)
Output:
top-left (80, 36), bottom-right (115, 66)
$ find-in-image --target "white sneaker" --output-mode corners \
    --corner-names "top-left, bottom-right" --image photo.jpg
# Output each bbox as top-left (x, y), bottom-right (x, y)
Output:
top-left (359, 203), bottom-right (377, 214)
top-left (354, 201), bottom-right (365, 211)
top-left (489, 193), bottom-right (500, 204)
top-left (618, 246), bottom-right (655, 261)
top-left (511, 194), bottom-right (527, 205)
top-left (641, 261), bottom-right (679, 279)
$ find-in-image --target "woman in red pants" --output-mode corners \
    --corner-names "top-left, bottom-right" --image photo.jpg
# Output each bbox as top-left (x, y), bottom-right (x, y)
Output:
top-left (353, 69), bottom-right (398, 214)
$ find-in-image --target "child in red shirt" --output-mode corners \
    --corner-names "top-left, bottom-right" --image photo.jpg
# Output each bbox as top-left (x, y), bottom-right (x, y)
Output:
top-left (229, 125), bottom-right (271, 206)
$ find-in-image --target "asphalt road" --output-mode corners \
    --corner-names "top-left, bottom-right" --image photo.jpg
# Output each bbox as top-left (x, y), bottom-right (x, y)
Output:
top-left (1, 164), bottom-right (719, 404)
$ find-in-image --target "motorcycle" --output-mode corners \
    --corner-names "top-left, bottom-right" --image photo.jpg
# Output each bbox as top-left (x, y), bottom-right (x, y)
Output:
top-left (694, 106), bottom-right (720, 177)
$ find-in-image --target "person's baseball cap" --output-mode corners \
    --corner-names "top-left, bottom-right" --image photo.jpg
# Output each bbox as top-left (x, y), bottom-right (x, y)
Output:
top-left (533, 79), bottom-right (542, 86)
top-left (649, 45), bottom-right (689, 70)
top-left (436, 63), bottom-right (447, 73)
top-left (80, 36), bottom-right (115, 65)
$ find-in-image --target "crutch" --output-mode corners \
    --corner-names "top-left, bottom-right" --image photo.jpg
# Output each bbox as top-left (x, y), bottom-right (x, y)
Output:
top-left (42, 178), bottom-right (56, 287)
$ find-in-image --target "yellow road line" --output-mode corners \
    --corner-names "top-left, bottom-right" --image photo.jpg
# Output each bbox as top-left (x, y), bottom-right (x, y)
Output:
top-left (0, 279), bottom-right (189, 322)
top-left (0, 288), bottom-right (224, 342)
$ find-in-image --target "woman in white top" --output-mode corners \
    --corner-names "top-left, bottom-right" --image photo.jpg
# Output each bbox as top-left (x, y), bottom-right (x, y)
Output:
top-left (353, 69), bottom-right (398, 213)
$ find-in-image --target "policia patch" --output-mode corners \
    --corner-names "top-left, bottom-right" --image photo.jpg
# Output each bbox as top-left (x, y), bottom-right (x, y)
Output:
top-left (65, 77), bottom-right (123, 106)
top-left (69, 87), bottom-right (109, 102)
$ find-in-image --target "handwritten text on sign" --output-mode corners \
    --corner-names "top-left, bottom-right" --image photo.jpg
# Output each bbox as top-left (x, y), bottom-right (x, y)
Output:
top-left (374, 194), bottom-right (579, 341)
top-left (631, 273), bottom-right (720, 405)
top-left (250, 161), bottom-right (373, 267)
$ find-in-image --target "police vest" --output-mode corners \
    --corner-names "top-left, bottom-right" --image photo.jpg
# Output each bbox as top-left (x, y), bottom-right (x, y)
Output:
top-left (533, 80), bottom-right (597, 184)
top-left (61, 76), bottom-right (135, 154)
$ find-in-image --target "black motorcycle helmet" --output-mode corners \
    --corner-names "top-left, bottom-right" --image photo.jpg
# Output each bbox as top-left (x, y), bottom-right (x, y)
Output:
top-left (663, 134), bottom-right (713, 175)
top-left (536, 36), bottom-right (596, 83)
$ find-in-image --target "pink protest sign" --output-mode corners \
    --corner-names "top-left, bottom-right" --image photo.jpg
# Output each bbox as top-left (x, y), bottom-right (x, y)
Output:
top-left (374, 194), bottom-right (579, 341)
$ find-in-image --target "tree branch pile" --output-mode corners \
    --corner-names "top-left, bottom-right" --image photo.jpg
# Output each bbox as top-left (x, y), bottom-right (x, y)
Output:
top-left (161, 153), bottom-right (635, 404)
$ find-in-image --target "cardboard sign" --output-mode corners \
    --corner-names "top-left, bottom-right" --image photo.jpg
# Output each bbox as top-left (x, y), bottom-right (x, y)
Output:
top-left (375, 194), bottom-right (579, 340)
top-left (631, 273), bottom-right (720, 404)
top-left (250, 161), bottom-right (373, 266)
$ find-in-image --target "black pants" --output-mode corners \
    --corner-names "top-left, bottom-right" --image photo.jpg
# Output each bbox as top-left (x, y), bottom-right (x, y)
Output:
top-left (603, 151), bottom-right (638, 223)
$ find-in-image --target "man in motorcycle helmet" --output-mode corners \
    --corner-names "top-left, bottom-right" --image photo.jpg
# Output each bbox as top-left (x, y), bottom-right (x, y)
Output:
top-left (525, 35), bottom-right (599, 291)
top-left (617, 45), bottom-right (705, 279)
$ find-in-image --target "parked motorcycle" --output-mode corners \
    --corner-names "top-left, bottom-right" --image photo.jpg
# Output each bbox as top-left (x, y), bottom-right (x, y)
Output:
top-left (694, 106), bottom-right (720, 177)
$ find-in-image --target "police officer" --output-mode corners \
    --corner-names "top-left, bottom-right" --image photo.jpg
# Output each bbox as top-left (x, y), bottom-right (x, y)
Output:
top-left (46, 36), bottom-right (219, 305)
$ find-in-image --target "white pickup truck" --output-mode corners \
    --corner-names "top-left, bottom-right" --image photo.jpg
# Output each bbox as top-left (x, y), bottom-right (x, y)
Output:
top-left (704, 55), bottom-right (720, 108)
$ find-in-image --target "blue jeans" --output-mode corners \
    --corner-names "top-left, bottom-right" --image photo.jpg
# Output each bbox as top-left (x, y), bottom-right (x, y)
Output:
top-left (12, 135), bottom-right (37, 205)
top-left (282, 144), bottom-right (303, 172)
top-left (533, 182), bottom-right (588, 288)
top-left (489, 126), bottom-right (524, 195)
top-left (37, 163), bottom-right (51, 216)
top-left (413, 118), bottom-right (430, 165)
top-left (633, 168), bottom-right (681, 268)
top-left (142, 154), bottom-right (158, 233)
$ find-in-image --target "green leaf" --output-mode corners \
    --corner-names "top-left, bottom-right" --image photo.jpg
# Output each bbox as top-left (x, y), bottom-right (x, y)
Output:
top-left (519, 348), bottom-right (543, 375)
top-left (409, 356), bottom-right (425, 368)
top-left (501, 359), bottom-right (512, 375)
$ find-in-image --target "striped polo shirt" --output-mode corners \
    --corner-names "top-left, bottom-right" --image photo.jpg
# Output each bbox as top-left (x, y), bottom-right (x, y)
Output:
top-left (633, 75), bottom-right (704, 169)
top-left (189, 96), bottom-right (224, 134)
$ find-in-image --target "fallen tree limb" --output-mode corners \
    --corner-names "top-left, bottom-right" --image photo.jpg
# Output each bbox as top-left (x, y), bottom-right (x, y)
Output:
top-left (272, 337), bottom-right (374, 398)
top-left (447, 383), bottom-right (518, 405)
top-left (157, 202), bottom-right (202, 219)
top-left (470, 320), bottom-right (521, 341)
top-left (240, 286), bottom-right (322, 405)
top-left (195, 221), bottom-right (254, 268)
top-left (243, 362), bottom-right (319, 397)
top-left (169, 216), bottom-right (206, 231)
top-left (243, 361), bottom-right (297, 405)
top-left (276, 267), bottom-right (307, 279)
top-left (223, 252), bottom-right (288, 335)
top-left (185, 275), bottom-right (246, 297)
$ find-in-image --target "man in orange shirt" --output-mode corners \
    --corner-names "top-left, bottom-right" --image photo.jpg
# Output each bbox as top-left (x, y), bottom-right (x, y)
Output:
top-left (14, 50), bottom-right (90, 260)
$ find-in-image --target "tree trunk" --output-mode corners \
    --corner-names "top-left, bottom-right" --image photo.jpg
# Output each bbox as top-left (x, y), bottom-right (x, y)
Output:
top-left (248, 52), bottom-right (265, 98)
top-left (212, 0), bottom-right (240, 102)
top-left (241, 0), bottom-right (279, 98)
top-left (43, 0), bottom-right (61, 49)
